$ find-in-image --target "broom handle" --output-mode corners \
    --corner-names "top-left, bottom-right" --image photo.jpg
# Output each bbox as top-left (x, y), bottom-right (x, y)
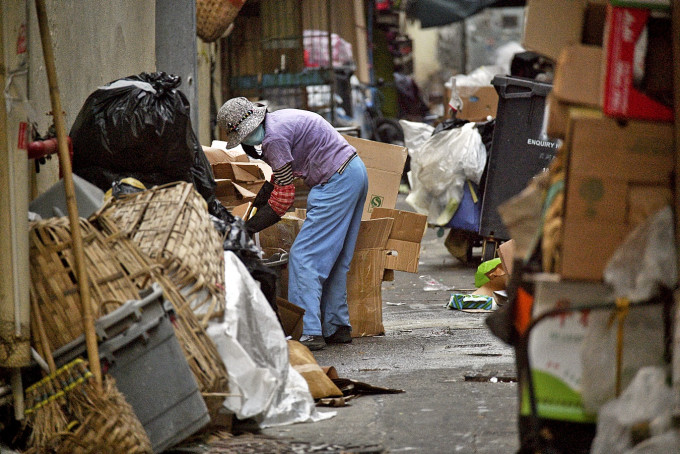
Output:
top-left (34, 0), bottom-right (102, 386)
top-left (30, 298), bottom-right (57, 373)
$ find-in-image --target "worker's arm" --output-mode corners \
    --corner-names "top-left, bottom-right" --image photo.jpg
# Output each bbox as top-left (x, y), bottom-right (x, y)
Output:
top-left (245, 163), bottom-right (295, 235)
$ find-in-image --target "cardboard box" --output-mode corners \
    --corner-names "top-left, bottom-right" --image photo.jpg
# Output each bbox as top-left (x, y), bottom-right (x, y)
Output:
top-left (384, 239), bottom-right (421, 274)
top-left (369, 208), bottom-right (427, 274)
top-left (521, 274), bottom-right (612, 422)
top-left (211, 162), bottom-right (267, 182)
top-left (354, 217), bottom-right (394, 250)
top-left (343, 135), bottom-right (408, 220)
top-left (346, 217), bottom-right (393, 337)
top-left (523, 0), bottom-right (589, 61)
top-left (545, 93), bottom-right (571, 139)
top-left (566, 110), bottom-right (675, 182)
top-left (347, 248), bottom-right (387, 337)
top-left (565, 175), bottom-right (671, 226)
top-left (258, 212), bottom-right (306, 253)
top-left (559, 217), bottom-right (630, 280)
top-left (602, 6), bottom-right (673, 122)
top-left (456, 85), bottom-right (498, 121)
top-left (370, 208), bottom-right (427, 242)
top-left (553, 44), bottom-right (603, 107)
top-left (524, 0), bottom-right (607, 60)
top-left (214, 179), bottom-right (257, 206)
top-left (497, 239), bottom-right (515, 275)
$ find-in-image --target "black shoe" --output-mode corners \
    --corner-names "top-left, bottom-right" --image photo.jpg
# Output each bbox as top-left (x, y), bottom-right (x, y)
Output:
top-left (324, 326), bottom-right (352, 344)
top-left (299, 335), bottom-right (326, 351)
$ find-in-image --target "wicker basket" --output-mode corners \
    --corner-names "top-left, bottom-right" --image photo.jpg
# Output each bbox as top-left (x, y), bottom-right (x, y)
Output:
top-left (93, 214), bottom-right (229, 397)
top-left (29, 218), bottom-right (143, 349)
top-left (97, 182), bottom-right (226, 326)
top-left (196, 0), bottom-right (246, 42)
top-left (29, 216), bottom-right (229, 401)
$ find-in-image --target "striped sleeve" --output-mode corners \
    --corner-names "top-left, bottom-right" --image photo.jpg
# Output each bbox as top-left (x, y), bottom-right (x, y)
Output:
top-left (272, 162), bottom-right (295, 186)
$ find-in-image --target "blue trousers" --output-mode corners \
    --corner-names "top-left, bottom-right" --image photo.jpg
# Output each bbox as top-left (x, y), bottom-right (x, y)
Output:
top-left (288, 157), bottom-right (368, 337)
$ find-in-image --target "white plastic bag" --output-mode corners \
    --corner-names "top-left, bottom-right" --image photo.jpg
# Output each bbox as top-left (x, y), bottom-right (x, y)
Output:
top-left (604, 206), bottom-right (677, 302)
top-left (207, 252), bottom-right (335, 427)
top-left (580, 304), bottom-right (666, 413)
top-left (591, 367), bottom-right (673, 454)
top-left (405, 122), bottom-right (486, 224)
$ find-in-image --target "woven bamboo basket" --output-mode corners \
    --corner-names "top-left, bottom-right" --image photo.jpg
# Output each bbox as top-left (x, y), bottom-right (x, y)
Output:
top-left (97, 182), bottom-right (226, 326)
top-left (30, 215), bottom-right (229, 401)
top-left (93, 213), bottom-right (229, 396)
top-left (196, 0), bottom-right (246, 42)
top-left (29, 218), bottom-right (143, 349)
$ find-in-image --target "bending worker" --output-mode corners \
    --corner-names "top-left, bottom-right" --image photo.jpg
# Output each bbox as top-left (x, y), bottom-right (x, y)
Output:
top-left (217, 97), bottom-right (368, 351)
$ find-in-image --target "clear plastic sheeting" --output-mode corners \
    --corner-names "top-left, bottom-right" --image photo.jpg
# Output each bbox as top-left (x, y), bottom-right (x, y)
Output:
top-left (206, 252), bottom-right (336, 428)
top-left (403, 121), bottom-right (486, 225)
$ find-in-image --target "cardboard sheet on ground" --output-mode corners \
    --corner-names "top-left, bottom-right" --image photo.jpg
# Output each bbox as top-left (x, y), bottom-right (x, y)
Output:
top-left (206, 252), bottom-right (335, 427)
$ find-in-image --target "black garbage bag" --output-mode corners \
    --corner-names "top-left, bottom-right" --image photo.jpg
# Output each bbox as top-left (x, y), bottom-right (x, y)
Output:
top-left (70, 71), bottom-right (220, 217)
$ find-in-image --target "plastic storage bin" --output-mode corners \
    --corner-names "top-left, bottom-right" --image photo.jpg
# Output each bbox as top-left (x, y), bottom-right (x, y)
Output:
top-left (29, 173), bottom-right (105, 219)
top-left (51, 284), bottom-right (210, 453)
top-left (479, 75), bottom-right (558, 241)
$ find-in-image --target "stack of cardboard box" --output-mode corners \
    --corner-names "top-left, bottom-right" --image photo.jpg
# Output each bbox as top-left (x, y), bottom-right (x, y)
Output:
top-left (524, 0), bottom-right (675, 281)
top-left (347, 208), bottom-right (428, 337)
top-left (512, 0), bottom-right (676, 433)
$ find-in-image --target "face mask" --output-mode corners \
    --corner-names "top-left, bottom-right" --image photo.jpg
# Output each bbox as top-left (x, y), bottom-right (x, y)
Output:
top-left (242, 123), bottom-right (265, 146)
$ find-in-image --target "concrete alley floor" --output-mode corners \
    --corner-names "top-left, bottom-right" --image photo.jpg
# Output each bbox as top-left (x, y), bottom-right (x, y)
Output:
top-left (260, 197), bottom-right (520, 453)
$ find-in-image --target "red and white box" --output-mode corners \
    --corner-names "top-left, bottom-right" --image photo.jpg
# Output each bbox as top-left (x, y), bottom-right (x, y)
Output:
top-left (602, 6), bottom-right (673, 122)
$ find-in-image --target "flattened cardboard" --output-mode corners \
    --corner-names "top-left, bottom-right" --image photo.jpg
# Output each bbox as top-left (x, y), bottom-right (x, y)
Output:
top-left (456, 86), bottom-right (498, 121)
top-left (370, 208), bottom-right (427, 243)
top-left (343, 135), bottom-right (408, 220)
top-left (497, 239), bottom-right (515, 275)
top-left (384, 239), bottom-right (420, 273)
top-left (347, 248), bottom-right (386, 337)
top-left (277, 298), bottom-right (305, 341)
top-left (355, 218), bottom-right (393, 251)
top-left (566, 111), bottom-right (675, 182)
top-left (231, 202), bottom-right (253, 220)
top-left (203, 145), bottom-right (249, 163)
top-left (553, 44), bottom-right (603, 107)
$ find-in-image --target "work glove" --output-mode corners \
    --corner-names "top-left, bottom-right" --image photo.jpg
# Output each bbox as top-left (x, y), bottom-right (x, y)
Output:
top-left (245, 203), bottom-right (281, 236)
top-left (252, 180), bottom-right (274, 209)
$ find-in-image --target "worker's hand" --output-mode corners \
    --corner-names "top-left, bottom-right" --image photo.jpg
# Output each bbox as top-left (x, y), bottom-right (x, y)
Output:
top-left (245, 203), bottom-right (280, 235)
top-left (252, 181), bottom-right (274, 209)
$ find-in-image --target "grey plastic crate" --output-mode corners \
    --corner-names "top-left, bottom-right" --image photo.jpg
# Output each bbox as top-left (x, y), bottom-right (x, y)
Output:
top-left (29, 173), bottom-right (105, 219)
top-left (52, 284), bottom-right (169, 367)
top-left (99, 314), bottom-right (209, 453)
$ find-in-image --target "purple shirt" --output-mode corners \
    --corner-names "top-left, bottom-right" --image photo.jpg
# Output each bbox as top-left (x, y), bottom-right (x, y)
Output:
top-left (261, 109), bottom-right (355, 187)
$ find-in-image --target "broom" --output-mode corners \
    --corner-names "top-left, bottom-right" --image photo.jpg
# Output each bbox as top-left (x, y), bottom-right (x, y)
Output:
top-left (23, 2), bottom-right (151, 452)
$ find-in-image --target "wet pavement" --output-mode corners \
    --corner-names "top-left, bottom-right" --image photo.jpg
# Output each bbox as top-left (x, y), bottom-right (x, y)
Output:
top-left (260, 197), bottom-right (521, 453)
